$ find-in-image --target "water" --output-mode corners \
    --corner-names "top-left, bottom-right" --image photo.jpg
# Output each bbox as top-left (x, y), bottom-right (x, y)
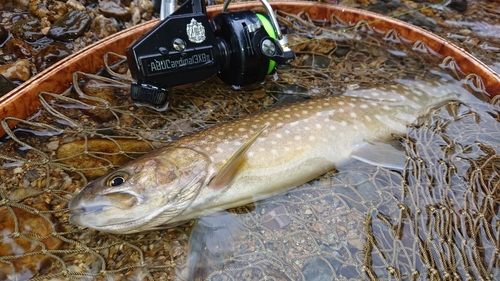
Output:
top-left (0, 10), bottom-right (499, 281)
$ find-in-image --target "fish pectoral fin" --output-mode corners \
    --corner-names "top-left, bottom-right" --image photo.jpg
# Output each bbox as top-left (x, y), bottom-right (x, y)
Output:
top-left (208, 125), bottom-right (268, 190)
top-left (351, 140), bottom-right (408, 170)
top-left (185, 211), bottom-right (245, 280)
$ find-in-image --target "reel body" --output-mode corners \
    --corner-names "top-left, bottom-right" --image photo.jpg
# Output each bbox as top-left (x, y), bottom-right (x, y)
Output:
top-left (126, 0), bottom-right (294, 105)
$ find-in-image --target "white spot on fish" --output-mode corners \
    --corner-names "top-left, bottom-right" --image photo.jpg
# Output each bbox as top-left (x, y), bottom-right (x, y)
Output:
top-left (302, 110), bottom-right (309, 114)
top-left (309, 136), bottom-right (316, 141)
top-left (350, 112), bottom-right (357, 118)
top-left (248, 152), bottom-right (255, 157)
top-left (338, 101), bottom-right (345, 105)
top-left (330, 125), bottom-right (336, 130)
top-left (294, 135), bottom-right (301, 140)
top-left (285, 130), bottom-right (291, 134)
top-left (353, 125), bottom-right (359, 130)
top-left (365, 115), bottom-right (372, 121)
top-left (341, 121), bottom-right (347, 126)
top-left (276, 133), bottom-right (283, 138)
top-left (349, 103), bottom-right (356, 107)
top-left (305, 126), bottom-right (310, 131)
top-left (339, 108), bottom-right (345, 113)
top-left (271, 149), bottom-right (278, 155)
top-left (238, 127), bottom-right (246, 132)
top-left (216, 147), bottom-right (224, 153)
top-left (315, 124), bottom-right (322, 129)
top-left (360, 104), bottom-right (369, 109)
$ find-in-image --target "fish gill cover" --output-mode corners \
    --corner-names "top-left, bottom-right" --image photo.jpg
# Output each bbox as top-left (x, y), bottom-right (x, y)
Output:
top-left (0, 9), bottom-right (499, 281)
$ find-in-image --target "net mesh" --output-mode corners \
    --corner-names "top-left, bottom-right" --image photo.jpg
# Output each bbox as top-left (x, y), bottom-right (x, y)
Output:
top-left (1, 8), bottom-right (499, 281)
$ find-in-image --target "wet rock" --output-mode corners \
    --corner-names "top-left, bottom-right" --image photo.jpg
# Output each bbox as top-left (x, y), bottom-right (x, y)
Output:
top-left (0, 59), bottom-right (31, 82)
top-left (0, 25), bottom-right (9, 46)
top-left (138, 0), bottom-right (154, 13)
top-left (0, 203), bottom-right (63, 281)
top-left (0, 0), bottom-right (29, 10)
top-left (0, 75), bottom-right (16, 97)
top-left (57, 138), bottom-right (153, 178)
top-left (34, 42), bottom-right (71, 72)
top-left (65, 0), bottom-right (86, 11)
top-left (28, 0), bottom-right (68, 22)
top-left (3, 38), bottom-right (35, 59)
top-left (99, 0), bottom-right (131, 21)
top-left (48, 10), bottom-right (92, 42)
top-left (398, 12), bottom-right (437, 31)
top-left (11, 16), bottom-right (44, 42)
top-left (368, 2), bottom-right (389, 13)
top-left (91, 15), bottom-right (119, 39)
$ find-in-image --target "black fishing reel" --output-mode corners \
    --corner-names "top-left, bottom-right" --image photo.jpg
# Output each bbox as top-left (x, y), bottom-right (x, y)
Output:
top-left (126, 0), bottom-right (295, 105)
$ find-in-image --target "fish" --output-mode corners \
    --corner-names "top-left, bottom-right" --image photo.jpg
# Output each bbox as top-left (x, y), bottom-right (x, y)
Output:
top-left (68, 80), bottom-right (471, 234)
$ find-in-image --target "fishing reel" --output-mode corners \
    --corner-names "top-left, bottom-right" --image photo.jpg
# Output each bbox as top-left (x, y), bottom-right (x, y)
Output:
top-left (126, 0), bottom-right (295, 105)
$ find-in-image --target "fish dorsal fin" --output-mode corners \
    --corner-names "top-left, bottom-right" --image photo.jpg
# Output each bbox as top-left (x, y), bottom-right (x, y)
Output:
top-left (208, 125), bottom-right (268, 190)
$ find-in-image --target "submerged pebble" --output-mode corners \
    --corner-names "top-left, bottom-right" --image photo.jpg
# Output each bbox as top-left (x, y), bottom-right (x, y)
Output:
top-left (0, 203), bottom-right (63, 281)
top-left (57, 138), bottom-right (153, 178)
top-left (78, 79), bottom-right (120, 121)
top-left (34, 42), bottom-right (71, 72)
top-left (48, 10), bottom-right (92, 42)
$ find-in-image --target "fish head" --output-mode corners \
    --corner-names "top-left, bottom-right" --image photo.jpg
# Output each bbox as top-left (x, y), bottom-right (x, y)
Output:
top-left (68, 147), bottom-right (213, 234)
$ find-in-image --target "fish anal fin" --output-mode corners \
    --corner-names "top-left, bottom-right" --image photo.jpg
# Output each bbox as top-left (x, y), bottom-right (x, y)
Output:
top-left (351, 140), bottom-right (408, 170)
top-left (208, 125), bottom-right (268, 190)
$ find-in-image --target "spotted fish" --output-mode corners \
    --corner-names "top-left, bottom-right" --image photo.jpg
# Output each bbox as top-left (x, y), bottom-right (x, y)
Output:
top-left (68, 80), bottom-right (470, 234)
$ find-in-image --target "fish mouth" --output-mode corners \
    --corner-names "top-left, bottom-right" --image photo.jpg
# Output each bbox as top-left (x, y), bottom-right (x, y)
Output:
top-left (69, 203), bottom-right (111, 215)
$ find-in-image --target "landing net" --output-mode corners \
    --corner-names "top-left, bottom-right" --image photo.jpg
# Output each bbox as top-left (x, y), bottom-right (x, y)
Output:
top-left (0, 8), bottom-right (499, 281)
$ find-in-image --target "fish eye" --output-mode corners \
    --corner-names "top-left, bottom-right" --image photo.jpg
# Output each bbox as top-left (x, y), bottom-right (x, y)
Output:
top-left (107, 172), bottom-right (128, 187)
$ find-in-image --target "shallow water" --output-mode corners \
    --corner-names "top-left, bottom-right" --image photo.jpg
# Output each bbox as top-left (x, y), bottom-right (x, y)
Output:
top-left (0, 9), bottom-right (499, 281)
